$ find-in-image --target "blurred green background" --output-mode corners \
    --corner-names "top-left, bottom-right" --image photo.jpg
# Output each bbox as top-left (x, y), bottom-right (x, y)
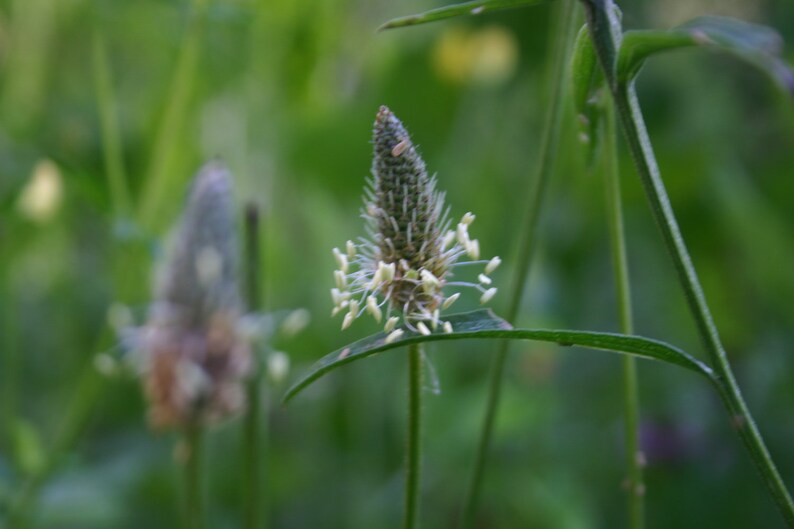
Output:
top-left (1, 0), bottom-right (794, 527)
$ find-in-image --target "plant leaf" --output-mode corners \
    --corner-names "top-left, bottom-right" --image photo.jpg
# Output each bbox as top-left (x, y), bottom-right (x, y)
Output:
top-left (570, 24), bottom-right (607, 167)
top-left (283, 309), bottom-right (715, 403)
top-left (379, 0), bottom-right (547, 31)
top-left (618, 16), bottom-right (794, 93)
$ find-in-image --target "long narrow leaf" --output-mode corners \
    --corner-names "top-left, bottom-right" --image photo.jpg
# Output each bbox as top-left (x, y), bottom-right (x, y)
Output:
top-left (379, 0), bottom-right (547, 31)
top-left (283, 309), bottom-right (714, 403)
top-left (618, 16), bottom-right (794, 93)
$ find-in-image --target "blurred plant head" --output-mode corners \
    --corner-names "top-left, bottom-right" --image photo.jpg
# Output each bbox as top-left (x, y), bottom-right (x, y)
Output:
top-left (431, 25), bottom-right (519, 86)
top-left (134, 161), bottom-right (252, 430)
top-left (16, 159), bottom-right (63, 223)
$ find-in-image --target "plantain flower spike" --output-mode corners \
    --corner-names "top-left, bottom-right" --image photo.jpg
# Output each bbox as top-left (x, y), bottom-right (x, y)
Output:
top-left (141, 161), bottom-right (251, 429)
top-left (331, 106), bottom-right (499, 336)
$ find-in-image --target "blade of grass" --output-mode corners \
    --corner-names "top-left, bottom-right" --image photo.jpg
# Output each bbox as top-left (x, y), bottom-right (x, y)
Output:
top-left (602, 97), bottom-right (643, 529)
top-left (580, 0), bottom-right (794, 524)
top-left (92, 27), bottom-right (131, 217)
top-left (138, 0), bottom-right (209, 231)
top-left (460, 0), bottom-right (579, 526)
top-left (183, 422), bottom-right (205, 529)
top-left (379, 0), bottom-right (548, 31)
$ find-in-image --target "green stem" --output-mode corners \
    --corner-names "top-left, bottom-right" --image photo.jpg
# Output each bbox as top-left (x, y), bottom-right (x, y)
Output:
top-left (581, 1), bottom-right (794, 524)
top-left (459, 0), bottom-right (579, 526)
top-left (404, 343), bottom-right (423, 529)
top-left (244, 204), bottom-right (265, 529)
top-left (602, 99), bottom-right (643, 529)
top-left (92, 27), bottom-right (130, 217)
top-left (183, 423), bottom-right (205, 529)
top-left (138, 0), bottom-right (208, 231)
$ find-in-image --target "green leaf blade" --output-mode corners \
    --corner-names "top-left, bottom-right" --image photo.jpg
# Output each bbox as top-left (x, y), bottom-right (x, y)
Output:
top-left (283, 309), bottom-right (715, 403)
top-left (378, 0), bottom-right (547, 31)
top-left (618, 16), bottom-right (794, 93)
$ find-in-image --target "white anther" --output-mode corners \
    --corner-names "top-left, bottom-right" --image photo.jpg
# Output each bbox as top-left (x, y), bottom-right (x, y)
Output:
top-left (342, 311), bottom-right (355, 330)
top-left (346, 240), bottom-right (356, 260)
top-left (478, 273), bottom-right (492, 285)
top-left (443, 321), bottom-right (453, 334)
top-left (431, 309), bottom-right (440, 330)
top-left (456, 223), bottom-right (470, 246)
top-left (461, 212), bottom-right (476, 225)
top-left (417, 322), bottom-right (431, 336)
top-left (385, 329), bottom-right (404, 344)
top-left (384, 316), bottom-right (400, 332)
top-left (366, 296), bottom-right (382, 323)
top-left (334, 270), bottom-right (347, 290)
top-left (420, 270), bottom-right (441, 293)
top-left (480, 287), bottom-right (497, 304)
top-left (333, 248), bottom-right (348, 273)
top-left (467, 239), bottom-right (480, 260)
top-left (383, 262), bottom-right (396, 282)
top-left (442, 230), bottom-right (456, 250)
top-left (442, 293), bottom-right (460, 309)
top-left (348, 299), bottom-right (359, 316)
top-left (485, 256), bottom-right (502, 274)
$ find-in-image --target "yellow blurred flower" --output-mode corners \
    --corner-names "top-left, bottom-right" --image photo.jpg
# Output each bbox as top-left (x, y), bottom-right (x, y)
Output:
top-left (16, 159), bottom-right (63, 222)
top-left (432, 25), bottom-right (519, 86)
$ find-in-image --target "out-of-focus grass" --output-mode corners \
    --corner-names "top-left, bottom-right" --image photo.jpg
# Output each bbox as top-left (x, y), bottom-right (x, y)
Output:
top-left (1, 1), bottom-right (794, 528)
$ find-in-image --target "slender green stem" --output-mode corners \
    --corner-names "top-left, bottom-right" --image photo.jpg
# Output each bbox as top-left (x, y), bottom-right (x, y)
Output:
top-left (602, 98), bottom-right (643, 529)
top-left (139, 0), bottom-right (208, 230)
top-left (404, 343), bottom-right (423, 529)
top-left (183, 423), bottom-right (205, 529)
top-left (459, 1), bottom-right (579, 526)
top-left (581, 1), bottom-right (794, 524)
top-left (92, 27), bottom-right (130, 217)
top-left (244, 204), bottom-right (265, 529)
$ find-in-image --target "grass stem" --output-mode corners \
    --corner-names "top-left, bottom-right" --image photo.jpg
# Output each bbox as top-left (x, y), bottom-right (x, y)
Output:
top-left (603, 99), bottom-right (643, 529)
top-left (404, 343), bottom-right (423, 529)
top-left (244, 204), bottom-right (265, 529)
top-left (183, 422), bottom-right (205, 529)
top-left (458, 0), bottom-right (579, 526)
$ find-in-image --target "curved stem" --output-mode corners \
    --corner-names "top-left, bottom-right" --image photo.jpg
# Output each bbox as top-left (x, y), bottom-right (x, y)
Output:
top-left (579, 1), bottom-right (794, 523)
top-left (613, 82), bottom-right (794, 527)
top-left (458, 0), bottom-right (579, 526)
top-left (603, 99), bottom-right (643, 529)
top-left (404, 343), bottom-right (423, 529)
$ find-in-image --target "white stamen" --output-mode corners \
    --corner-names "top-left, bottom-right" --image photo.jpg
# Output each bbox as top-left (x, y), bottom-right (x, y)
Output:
top-left (346, 240), bottom-right (356, 260)
top-left (391, 139), bottom-right (409, 157)
top-left (384, 316), bottom-right (400, 332)
top-left (442, 293), bottom-right (460, 309)
top-left (467, 239), bottom-right (480, 260)
top-left (342, 311), bottom-right (355, 330)
top-left (480, 287), bottom-right (497, 304)
top-left (420, 270), bottom-right (441, 293)
top-left (383, 262), bottom-right (396, 282)
top-left (443, 321), bottom-right (453, 334)
top-left (348, 299), bottom-right (359, 317)
top-left (334, 270), bottom-right (348, 290)
top-left (461, 212), bottom-right (476, 225)
top-left (485, 256), bottom-right (502, 274)
top-left (456, 223), bottom-right (470, 246)
top-left (366, 296), bottom-right (382, 323)
top-left (417, 322), bottom-right (431, 336)
top-left (431, 309), bottom-right (440, 330)
top-left (442, 230), bottom-right (456, 250)
top-left (478, 273), bottom-right (492, 286)
top-left (385, 329), bottom-right (404, 344)
top-left (333, 248), bottom-right (348, 273)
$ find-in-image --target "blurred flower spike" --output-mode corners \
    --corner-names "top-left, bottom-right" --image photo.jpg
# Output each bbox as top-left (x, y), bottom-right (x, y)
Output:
top-left (138, 161), bottom-right (251, 429)
top-left (331, 106), bottom-right (500, 338)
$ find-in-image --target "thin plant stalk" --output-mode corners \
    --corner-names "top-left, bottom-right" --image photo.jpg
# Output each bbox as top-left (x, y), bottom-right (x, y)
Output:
top-left (459, 0), bottom-right (579, 526)
top-left (404, 343), bottom-right (423, 529)
top-left (139, 0), bottom-right (208, 230)
top-left (581, 2), bottom-right (794, 524)
top-left (602, 99), bottom-right (643, 529)
top-left (92, 27), bottom-right (131, 217)
top-left (183, 422), bottom-right (205, 529)
top-left (244, 204), bottom-right (265, 529)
